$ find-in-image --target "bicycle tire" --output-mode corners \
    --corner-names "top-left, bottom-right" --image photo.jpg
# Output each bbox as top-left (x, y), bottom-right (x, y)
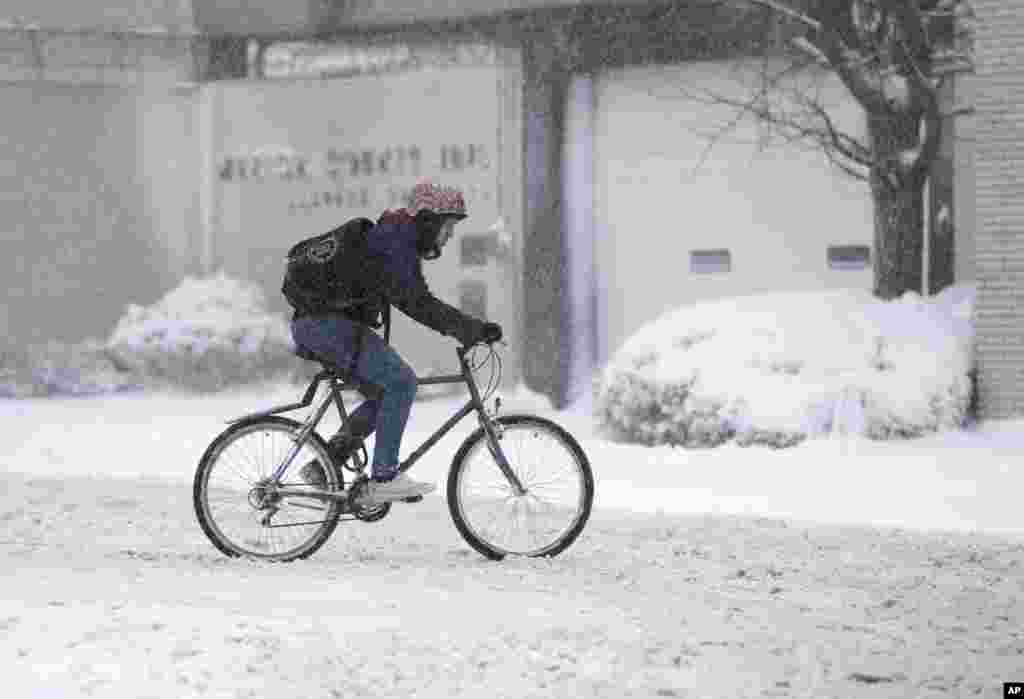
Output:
top-left (193, 416), bottom-right (345, 562)
top-left (447, 414), bottom-right (594, 560)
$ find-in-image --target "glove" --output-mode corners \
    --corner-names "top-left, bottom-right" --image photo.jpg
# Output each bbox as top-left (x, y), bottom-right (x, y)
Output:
top-left (480, 322), bottom-right (503, 344)
top-left (457, 319), bottom-right (502, 347)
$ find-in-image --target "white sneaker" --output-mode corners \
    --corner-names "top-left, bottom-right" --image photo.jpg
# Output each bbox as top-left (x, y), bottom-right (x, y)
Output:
top-left (364, 474), bottom-right (436, 503)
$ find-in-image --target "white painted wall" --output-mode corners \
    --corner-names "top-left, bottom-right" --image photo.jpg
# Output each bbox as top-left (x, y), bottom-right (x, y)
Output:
top-left (591, 60), bottom-right (874, 362)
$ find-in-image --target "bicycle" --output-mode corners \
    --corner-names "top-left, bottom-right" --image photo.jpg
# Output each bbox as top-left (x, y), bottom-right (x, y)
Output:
top-left (193, 341), bottom-right (594, 562)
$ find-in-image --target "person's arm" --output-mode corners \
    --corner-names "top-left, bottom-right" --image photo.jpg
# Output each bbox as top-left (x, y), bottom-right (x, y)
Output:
top-left (364, 231), bottom-right (484, 345)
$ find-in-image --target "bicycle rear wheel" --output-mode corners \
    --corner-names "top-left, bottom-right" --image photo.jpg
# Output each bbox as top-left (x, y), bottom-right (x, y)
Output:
top-left (193, 416), bottom-right (344, 561)
top-left (447, 415), bottom-right (593, 560)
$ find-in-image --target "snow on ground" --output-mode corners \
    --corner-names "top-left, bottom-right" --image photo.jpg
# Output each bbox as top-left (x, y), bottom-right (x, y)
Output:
top-left (3, 277), bottom-right (1024, 697)
top-left (4, 468), bottom-right (1024, 698)
top-left (3, 382), bottom-right (1024, 697)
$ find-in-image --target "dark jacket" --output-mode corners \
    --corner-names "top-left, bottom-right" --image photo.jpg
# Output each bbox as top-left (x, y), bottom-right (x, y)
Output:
top-left (342, 209), bottom-right (483, 346)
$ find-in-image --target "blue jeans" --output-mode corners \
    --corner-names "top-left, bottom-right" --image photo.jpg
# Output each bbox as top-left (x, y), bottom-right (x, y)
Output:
top-left (291, 315), bottom-right (418, 479)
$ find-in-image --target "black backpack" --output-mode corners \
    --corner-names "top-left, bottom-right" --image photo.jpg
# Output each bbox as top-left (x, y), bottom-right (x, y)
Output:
top-left (281, 217), bottom-right (374, 316)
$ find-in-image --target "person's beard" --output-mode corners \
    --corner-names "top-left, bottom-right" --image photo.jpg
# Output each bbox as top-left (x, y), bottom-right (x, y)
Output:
top-left (414, 210), bottom-right (444, 260)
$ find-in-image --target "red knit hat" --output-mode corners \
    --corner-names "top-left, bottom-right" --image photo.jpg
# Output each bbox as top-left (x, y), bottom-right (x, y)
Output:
top-left (408, 179), bottom-right (467, 219)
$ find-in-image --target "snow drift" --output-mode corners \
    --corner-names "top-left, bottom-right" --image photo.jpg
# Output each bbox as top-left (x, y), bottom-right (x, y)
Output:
top-left (105, 273), bottom-right (302, 393)
top-left (1, 274), bottom-right (307, 397)
top-left (0, 339), bottom-right (141, 398)
top-left (596, 286), bottom-right (976, 448)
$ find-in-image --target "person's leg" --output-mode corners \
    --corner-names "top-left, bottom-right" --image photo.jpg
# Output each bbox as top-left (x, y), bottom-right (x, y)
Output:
top-left (291, 315), bottom-right (427, 497)
top-left (348, 329), bottom-right (418, 480)
top-left (348, 337), bottom-right (437, 500)
top-left (291, 314), bottom-right (379, 440)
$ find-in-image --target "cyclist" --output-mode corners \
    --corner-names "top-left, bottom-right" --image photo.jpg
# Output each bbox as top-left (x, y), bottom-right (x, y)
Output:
top-left (291, 179), bottom-right (502, 503)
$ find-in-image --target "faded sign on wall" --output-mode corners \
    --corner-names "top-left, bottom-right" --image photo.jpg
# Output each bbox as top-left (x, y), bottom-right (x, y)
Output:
top-left (206, 53), bottom-right (520, 378)
top-left (216, 142), bottom-right (494, 217)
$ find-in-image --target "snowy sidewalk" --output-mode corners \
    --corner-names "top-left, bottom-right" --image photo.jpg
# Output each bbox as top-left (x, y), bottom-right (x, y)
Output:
top-left (4, 384), bottom-right (1024, 696)
top-left (4, 471), bottom-right (1023, 698)
top-left (3, 383), bottom-right (1024, 537)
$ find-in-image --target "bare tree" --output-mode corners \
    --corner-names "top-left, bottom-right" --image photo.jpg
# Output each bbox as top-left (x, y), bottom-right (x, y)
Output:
top-left (692, 0), bottom-right (973, 298)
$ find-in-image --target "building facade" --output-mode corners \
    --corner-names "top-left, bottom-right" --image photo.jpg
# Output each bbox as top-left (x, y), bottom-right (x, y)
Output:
top-left (4, 0), bottom-right (1018, 421)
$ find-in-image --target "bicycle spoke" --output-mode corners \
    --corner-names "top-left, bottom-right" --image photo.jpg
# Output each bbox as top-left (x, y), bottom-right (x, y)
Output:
top-left (196, 420), bottom-right (341, 561)
top-left (236, 436), bottom-right (263, 482)
top-left (218, 452), bottom-right (257, 487)
top-left (452, 418), bottom-right (591, 558)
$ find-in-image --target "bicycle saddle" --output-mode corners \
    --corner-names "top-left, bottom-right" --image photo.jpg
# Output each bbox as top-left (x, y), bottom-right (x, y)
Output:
top-left (292, 345), bottom-right (383, 399)
top-left (293, 345), bottom-right (350, 377)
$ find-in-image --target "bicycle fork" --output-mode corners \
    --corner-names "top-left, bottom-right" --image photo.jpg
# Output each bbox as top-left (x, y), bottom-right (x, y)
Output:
top-left (478, 398), bottom-right (527, 496)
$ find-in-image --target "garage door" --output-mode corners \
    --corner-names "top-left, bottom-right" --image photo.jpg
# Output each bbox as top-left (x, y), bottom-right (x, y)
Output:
top-left (591, 60), bottom-right (873, 362)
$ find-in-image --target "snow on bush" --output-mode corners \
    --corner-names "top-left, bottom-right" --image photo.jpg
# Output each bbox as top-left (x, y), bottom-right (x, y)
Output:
top-left (0, 340), bottom-right (142, 398)
top-left (106, 272), bottom-right (303, 392)
top-left (596, 285), bottom-right (976, 448)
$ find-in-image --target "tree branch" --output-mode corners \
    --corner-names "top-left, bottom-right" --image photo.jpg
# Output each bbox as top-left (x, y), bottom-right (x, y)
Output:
top-left (746, 0), bottom-right (821, 30)
top-left (814, 27), bottom-right (889, 112)
top-left (681, 79), bottom-right (872, 180)
top-left (790, 36), bottom-right (830, 65)
top-left (802, 96), bottom-right (873, 165)
top-left (737, 0), bottom-right (890, 112)
top-left (884, 0), bottom-right (930, 65)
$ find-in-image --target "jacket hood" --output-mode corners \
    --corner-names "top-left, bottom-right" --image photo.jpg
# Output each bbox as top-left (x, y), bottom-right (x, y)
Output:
top-left (378, 208), bottom-right (444, 259)
top-left (377, 209), bottom-right (415, 226)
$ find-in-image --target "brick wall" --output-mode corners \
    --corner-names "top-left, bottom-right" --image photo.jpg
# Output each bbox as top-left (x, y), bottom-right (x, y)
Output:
top-left (973, 1), bottom-right (1024, 419)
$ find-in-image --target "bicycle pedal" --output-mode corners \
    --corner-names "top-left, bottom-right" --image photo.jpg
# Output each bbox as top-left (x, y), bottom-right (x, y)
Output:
top-left (402, 495), bottom-right (424, 503)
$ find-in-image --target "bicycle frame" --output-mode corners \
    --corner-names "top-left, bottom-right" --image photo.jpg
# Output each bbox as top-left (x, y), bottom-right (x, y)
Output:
top-left (230, 345), bottom-right (525, 495)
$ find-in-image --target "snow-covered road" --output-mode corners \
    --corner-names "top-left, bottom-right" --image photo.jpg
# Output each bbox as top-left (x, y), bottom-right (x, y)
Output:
top-left (4, 471), bottom-right (1022, 698)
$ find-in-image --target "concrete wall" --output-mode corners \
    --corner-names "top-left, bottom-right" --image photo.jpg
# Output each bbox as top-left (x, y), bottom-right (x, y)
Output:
top-left (0, 0), bottom-right (194, 33)
top-left (972, 0), bottom-right (1024, 419)
top-left (0, 26), bottom-right (200, 347)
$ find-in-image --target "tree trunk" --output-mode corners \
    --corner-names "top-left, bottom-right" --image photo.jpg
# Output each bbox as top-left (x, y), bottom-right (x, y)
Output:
top-left (871, 176), bottom-right (925, 299)
top-left (868, 112), bottom-right (926, 300)
top-left (927, 156), bottom-right (956, 295)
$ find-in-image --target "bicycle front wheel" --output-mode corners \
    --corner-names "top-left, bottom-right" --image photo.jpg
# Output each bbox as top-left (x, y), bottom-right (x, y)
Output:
top-left (193, 416), bottom-right (344, 562)
top-left (447, 415), bottom-right (594, 560)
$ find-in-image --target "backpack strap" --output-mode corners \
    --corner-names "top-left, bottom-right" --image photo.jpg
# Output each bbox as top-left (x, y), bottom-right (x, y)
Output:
top-left (347, 324), bottom-right (366, 378)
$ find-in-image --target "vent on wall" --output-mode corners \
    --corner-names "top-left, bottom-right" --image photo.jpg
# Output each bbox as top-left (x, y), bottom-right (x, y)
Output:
top-left (690, 249), bottom-right (731, 274)
top-left (827, 245), bottom-right (871, 270)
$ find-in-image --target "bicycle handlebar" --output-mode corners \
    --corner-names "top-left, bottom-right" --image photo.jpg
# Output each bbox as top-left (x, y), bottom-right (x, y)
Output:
top-left (458, 338), bottom-right (505, 352)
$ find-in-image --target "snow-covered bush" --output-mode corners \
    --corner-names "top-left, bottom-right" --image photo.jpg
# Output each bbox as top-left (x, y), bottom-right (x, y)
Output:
top-left (106, 272), bottom-right (303, 392)
top-left (0, 339), bottom-right (142, 398)
top-left (596, 285), bottom-right (976, 448)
